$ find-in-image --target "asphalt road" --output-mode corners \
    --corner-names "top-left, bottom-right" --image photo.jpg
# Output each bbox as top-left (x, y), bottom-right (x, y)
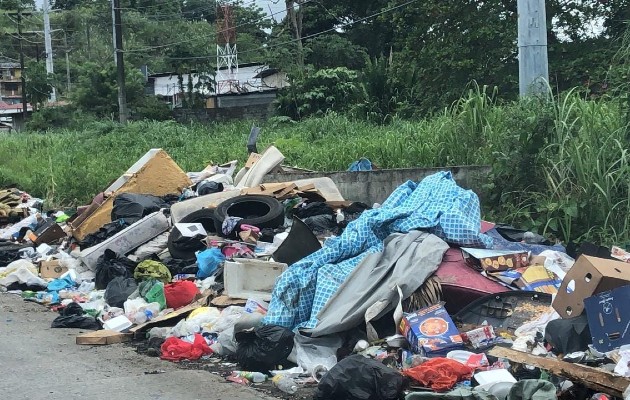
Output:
top-left (0, 293), bottom-right (277, 400)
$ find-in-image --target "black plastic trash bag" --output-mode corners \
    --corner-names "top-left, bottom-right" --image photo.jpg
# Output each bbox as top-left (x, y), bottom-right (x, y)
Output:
top-left (104, 276), bottom-right (138, 308)
top-left (51, 302), bottom-right (100, 330)
top-left (544, 314), bottom-right (592, 354)
top-left (197, 181), bottom-right (224, 196)
top-left (111, 193), bottom-right (168, 224)
top-left (314, 354), bottom-right (406, 400)
top-left (95, 249), bottom-right (137, 290)
top-left (234, 325), bottom-right (295, 372)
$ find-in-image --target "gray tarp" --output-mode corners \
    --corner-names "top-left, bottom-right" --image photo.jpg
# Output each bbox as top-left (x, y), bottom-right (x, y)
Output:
top-left (305, 231), bottom-right (449, 338)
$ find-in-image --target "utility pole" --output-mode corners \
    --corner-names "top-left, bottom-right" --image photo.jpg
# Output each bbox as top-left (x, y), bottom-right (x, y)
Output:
top-left (63, 31), bottom-right (71, 93)
top-left (17, 8), bottom-right (29, 120)
top-left (112, 0), bottom-right (128, 123)
top-left (111, 0), bottom-right (117, 66)
top-left (43, 0), bottom-right (56, 102)
top-left (517, 0), bottom-right (550, 96)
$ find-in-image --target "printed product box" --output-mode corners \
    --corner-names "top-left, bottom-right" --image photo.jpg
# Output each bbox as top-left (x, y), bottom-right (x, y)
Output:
top-left (399, 303), bottom-right (464, 356)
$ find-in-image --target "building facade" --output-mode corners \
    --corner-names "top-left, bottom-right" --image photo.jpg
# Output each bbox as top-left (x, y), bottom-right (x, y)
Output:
top-left (0, 57), bottom-right (22, 105)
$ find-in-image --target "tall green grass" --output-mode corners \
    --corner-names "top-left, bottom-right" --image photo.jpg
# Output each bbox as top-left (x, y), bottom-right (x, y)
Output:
top-left (0, 90), bottom-right (627, 245)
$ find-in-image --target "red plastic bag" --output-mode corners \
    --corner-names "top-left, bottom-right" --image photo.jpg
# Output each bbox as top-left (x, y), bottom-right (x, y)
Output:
top-left (160, 333), bottom-right (212, 361)
top-left (402, 358), bottom-right (473, 391)
top-left (164, 280), bottom-right (200, 309)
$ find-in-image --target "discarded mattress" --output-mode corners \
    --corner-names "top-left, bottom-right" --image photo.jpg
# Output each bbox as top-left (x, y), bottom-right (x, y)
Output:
top-left (263, 171), bottom-right (492, 330)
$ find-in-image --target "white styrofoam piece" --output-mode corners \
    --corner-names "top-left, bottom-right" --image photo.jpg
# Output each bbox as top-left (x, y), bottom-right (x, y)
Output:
top-left (79, 211), bottom-right (171, 270)
top-left (474, 369), bottom-right (517, 386)
top-left (174, 223), bottom-right (207, 238)
top-left (103, 315), bottom-right (133, 332)
top-left (224, 258), bottom-right (288, 301)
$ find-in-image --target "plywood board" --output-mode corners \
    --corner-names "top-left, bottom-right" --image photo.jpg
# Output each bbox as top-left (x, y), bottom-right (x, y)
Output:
top-left (72, 149), bottom-right (191, 241)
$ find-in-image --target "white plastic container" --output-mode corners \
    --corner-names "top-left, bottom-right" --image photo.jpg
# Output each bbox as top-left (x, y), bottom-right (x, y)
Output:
top-left (224, 258), bottom-right (288, 301)
top-left (102, 315), bottom-right (133, 332)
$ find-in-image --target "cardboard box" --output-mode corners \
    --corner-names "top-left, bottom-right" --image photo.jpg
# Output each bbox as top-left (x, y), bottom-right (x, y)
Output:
top-left (76, 330), bottom-right (132, 345)
top-left (28, 220), bottom-right (66, 245)
top-left (399, 303), bottom-right (464, 355)
top-left (71, 149), bottom-right (191, 241)
top-left (584, 285), bottom-right (630, 352)
top-left (553, 255), bottom-right (630, 319)
top-left (40, 260), bottom-right (68, 279)
top-left (462, 248), bottom-right (529, 272)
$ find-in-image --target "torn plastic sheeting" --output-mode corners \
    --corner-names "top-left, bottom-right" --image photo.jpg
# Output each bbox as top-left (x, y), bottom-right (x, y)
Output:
top-left (263, 171), bottom-right (491, 330)
top-left (294, 332), bottom-right (341, 374)
top-left (0, 260), bottom-right (47, 288)
top-left (306, 231), bottom-right (448, 338)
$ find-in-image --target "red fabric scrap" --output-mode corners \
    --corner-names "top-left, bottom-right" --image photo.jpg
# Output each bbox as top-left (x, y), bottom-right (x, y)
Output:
top-left (160, 333), bottom-right (212, 361)
top-left (403, 358), bottom-right (473, 391)
top-left (164, 280), bottom-right (200, 309)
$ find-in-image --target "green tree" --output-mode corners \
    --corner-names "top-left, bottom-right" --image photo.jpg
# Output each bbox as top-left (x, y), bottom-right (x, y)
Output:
top-left (71, 61), bottom-right (144, 117)
top-left (276, 67), bottom-right (360, 119)
top-left (24, 60), bottom-right (55, 110)
top-left (305, 34), bottom-right (368, 70)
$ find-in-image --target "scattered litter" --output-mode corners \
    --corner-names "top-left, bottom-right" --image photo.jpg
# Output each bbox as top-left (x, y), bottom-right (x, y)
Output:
top-left (1, 146), bottom-right (628, 399)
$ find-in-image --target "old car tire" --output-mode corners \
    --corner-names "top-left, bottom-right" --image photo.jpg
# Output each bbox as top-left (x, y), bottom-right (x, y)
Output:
top-left (213, 195), bottom-right (285, 233)
top-left (167, 208), bottom-right (218, 260)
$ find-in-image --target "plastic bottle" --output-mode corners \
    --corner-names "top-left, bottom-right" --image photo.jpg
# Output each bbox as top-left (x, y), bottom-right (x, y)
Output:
top-left (134, 303), bottom-right (161, 324)
top-left (272, 375), bottom-right (298, 394)
top-left (231, 371), bottom-right (267, 383)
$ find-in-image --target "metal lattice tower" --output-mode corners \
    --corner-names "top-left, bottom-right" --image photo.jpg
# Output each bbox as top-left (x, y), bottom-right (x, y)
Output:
top-left (216, 2), bottom-right (238, 94)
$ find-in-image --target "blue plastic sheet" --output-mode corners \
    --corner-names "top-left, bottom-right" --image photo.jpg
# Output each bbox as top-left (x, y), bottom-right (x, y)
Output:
top-left (263, 171), bottom-right (492, 330)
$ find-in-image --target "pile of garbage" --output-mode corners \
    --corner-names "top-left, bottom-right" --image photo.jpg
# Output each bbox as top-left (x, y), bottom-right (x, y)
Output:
top-left (1, 145), bottom-right (630, 400)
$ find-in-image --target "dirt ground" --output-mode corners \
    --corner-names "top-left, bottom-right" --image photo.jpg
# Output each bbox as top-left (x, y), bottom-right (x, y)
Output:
top-left (0, 293), bottom-right (285, 400)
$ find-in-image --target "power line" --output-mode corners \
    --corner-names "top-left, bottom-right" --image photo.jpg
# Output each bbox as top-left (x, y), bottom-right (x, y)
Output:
top-left (123, 0), bottom-right (308, 54)
top-left (242, 0), bottom-right (421, 55)
top-left (159, 0), bottom-right (421, 60)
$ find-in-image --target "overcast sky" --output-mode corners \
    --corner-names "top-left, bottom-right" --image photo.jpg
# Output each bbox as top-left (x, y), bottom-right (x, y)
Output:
top-left (34, 0), bottom-right (286, 20)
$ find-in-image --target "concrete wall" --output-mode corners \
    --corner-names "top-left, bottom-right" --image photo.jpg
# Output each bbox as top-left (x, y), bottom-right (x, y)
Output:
top-left (173, 102), bottom-right (275, 123)
top-left (264, 166), bottom-right (491, 205)
top-left (217, 92), bottom-right (277, 108)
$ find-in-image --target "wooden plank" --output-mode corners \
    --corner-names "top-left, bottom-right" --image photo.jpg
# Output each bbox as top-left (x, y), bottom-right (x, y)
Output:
top-left (275, 183), bottom-right (299, 199)
top-left (76, 330), bottom-right (132, 345)
top-left (296, 183), bottom-right (316, 192)
top-left (488, 347), bottom-right (630, 397)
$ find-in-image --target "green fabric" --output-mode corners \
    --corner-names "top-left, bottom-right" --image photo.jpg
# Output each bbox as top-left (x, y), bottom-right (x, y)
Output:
top-left (507, 380), bottom-right (556, 400)
top-left (138, 279), bottom-right (166, 310)
top-left (406, 388), bottom-right (499, 400)
top-left (134, 260), bottom-right (171, 284)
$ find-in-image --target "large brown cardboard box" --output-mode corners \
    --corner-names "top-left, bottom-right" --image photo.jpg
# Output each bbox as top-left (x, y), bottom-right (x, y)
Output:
top-left (71, 149), bottom-right (192, 241)
top-left (553, 255), bottom-right (630, 318)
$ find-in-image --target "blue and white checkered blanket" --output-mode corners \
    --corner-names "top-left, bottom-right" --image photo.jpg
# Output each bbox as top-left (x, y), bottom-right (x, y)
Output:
top-left (262, 171), bottom-right (492, 330)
